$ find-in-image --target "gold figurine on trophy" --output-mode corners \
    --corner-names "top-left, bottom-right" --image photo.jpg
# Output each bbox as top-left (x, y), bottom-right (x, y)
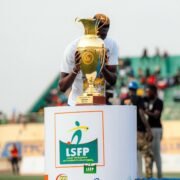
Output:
top-left (75, 18), bottom-right (106, 105)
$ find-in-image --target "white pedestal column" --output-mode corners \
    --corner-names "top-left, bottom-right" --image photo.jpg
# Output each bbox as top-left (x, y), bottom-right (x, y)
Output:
top-left (45, 105), bottom-right (137, 180)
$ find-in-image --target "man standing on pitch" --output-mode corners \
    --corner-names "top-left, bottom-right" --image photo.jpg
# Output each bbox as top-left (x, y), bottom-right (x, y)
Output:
top-left (144, 85), bottom-right (164, 178)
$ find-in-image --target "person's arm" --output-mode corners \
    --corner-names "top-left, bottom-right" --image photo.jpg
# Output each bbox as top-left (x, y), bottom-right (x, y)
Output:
top-left (145, 100), bottom-right (163, 119)
top-left (138, 97), bottom-right (153, 141)
top-left (59, 51), bottom-right (81, 92)
top-left (139, 108), bottom-right (153, 141)
top-left (145, 110), bottom-right (161, 119)
top-left (102, 65), bottom-right (117, 86)
top-left (139, 109), bottom-right (151, 131)
top-left (59, 72), bottom-right (77, 92)
top-left (101, 42), bottom-right (118, 86)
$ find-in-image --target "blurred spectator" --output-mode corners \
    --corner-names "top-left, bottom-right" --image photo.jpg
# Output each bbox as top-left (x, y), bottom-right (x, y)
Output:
top-left (127, 66), bottom-right (134, 78)
top-left (162, 51), bottom-right (171, 75)
top-left (11, 109), bottom-right (16, 123)
top-left (173, 89), bottom-right (180, 102)
top-left (119, 86), bottom-right (128, 101)
top-left (145, 68), bottom-right (151, 78)
top-left (174, 67), bottom-right (180, 85)
top-left (140, 48), bottom-right (150, 69)
top-left (121, 81), bottom-right (153, 178)
top-left (146, 74), bottom-right (157, 85)
top-left (141, 48), bottom-right (149, 59)
top-left (163, 51), bottom-right (169, 59)
top-left (46, 88), bottom-right (64, 107)
top-left (154, 47), bottom-right (161, 59)
top-left (137, 68), bottom-right (144, 79)
top-left (138, 68), bottom-right (146, 85)
top-left (9, 143), bottom-right (20, 175)
top-left (144, 85), bottom-right (164, 178)
top-left (17, 113), bottom-right (27, 124)
top-left (137, 88), bottom-right (145, 97)
top-left (157, 79), bottom-right (168, 90)
top-left (119, 59), bottom-right (126, 78)
top-left (154, 66), bottom-right (161, 77)
top-left (124, 58), bottom-right (131, 67)
top-left (0, 111), bottom-right (7, 124)
top-left (154, 48), bottom-right (163, 70)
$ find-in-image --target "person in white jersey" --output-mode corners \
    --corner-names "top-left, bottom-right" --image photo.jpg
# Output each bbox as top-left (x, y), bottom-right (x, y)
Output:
top-left (59, 13), bottom-right (119, 105)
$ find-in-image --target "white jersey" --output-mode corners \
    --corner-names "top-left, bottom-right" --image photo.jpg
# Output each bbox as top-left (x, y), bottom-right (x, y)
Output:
top-left (61, 37), bottom-right (119, 106)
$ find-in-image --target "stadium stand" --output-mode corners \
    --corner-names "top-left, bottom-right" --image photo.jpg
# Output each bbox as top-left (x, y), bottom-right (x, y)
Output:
top-left (28, 55), bottom-right (180, 121)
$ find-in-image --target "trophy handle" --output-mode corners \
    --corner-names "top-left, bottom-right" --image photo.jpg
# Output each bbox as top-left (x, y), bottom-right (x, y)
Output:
top-left (75, 17), bottom-right (80, 22)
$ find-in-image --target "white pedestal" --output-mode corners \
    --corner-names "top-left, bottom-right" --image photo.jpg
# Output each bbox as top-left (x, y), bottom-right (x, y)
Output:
top-left (45, 105), bottom-right (137, 180)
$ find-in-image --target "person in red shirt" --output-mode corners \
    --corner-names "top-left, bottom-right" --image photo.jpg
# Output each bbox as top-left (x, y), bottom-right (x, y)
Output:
top-left (10, 144), bottom-right (19, 174)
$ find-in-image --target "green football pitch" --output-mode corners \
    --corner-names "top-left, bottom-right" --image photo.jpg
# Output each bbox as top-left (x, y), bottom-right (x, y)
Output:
top-left (0, 174), bottom-right (180, 180)
top-left (0, 175), bottom-right (43, 180)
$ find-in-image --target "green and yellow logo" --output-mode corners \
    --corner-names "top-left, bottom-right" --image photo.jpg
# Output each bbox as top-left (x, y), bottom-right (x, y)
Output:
top-left (60, 121), bottom-right (98, 164)
top-left (56, 174), bottom-right (68, 180)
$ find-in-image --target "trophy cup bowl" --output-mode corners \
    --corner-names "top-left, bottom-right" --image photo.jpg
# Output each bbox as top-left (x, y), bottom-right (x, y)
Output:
top-left (75, 18), bottom-right (106, 105)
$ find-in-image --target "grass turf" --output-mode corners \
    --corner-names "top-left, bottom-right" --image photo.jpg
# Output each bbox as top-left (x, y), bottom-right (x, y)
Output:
top-left (0, 175), bottom-right (43, 180)
top-left (0, 174), bottom-right (180, 180)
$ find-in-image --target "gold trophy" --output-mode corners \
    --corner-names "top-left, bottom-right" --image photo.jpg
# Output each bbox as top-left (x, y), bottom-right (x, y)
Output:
top-left (75, 18), bottom-right (106, 105)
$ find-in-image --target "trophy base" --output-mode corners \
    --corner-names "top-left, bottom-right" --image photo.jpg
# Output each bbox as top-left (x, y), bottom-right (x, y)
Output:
top-left (76, 95), bottom-right (106, 105)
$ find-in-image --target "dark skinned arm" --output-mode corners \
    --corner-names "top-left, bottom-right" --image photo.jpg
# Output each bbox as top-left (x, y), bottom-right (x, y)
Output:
top-left (101, 65), bottom-right (117, 86)
top-left (59, 50), bottom-right (117, 92)
top-left (145, 110), bottom-right (161, 119)
top-left (139, 108), bottom-right (153, 142)
top-left (59, 51), bottom-right (81, 92)
top-left (59, 72), bottom-right (77, 92)
top-left (101, 47), bottom-right (118, 86)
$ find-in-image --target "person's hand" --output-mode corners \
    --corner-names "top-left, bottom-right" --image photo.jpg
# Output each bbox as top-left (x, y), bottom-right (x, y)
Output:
top-left (145, 110), bottom-right (150, 115)
top-left (73, 51), bottom-right (81, 74)
top-left (146, 129), bottom-right (153, 142)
